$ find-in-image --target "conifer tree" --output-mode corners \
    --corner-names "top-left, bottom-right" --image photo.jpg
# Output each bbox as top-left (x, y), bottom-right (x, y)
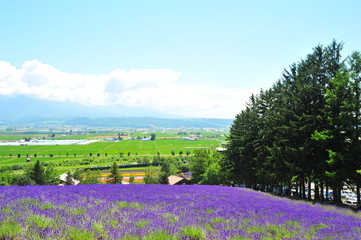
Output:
top-left (30, 160), bottom-right (45, 185)
top-left (224, 40), bottom-right (360, 202)
top-left (108, 162), bottom-right (122, 184)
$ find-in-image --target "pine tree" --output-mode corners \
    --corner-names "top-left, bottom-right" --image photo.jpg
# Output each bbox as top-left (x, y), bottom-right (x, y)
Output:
top-left (30, 160), bottom-right (45, 185)
top-left (348, 51), bottom-right (361, 204)
top-left (224, 41), bottom-right (352, 201)
top-left (44, 163), bottom-right (58, 185)
top-left (108, 162), bottom-right (122, 184)
top-left (159, 162), bottom-right (172, 184)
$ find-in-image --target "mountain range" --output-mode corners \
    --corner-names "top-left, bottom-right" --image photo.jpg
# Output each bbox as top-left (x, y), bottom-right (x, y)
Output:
top-left (0, 95), bottom-right (233, 128)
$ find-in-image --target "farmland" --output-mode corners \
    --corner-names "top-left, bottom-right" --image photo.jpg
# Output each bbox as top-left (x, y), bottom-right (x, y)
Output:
top-left (0, 129), bottom-right (225, 182)
top-left (0, 138), bottom-right (219, 159)
top-left (1, 184), bottom-right (360, 239)
top-left (0, 130), bottom-right (224, 166)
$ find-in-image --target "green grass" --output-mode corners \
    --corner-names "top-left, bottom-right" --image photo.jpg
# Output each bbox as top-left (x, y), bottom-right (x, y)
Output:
top-left (245, 223), bottom-right (300, 239)
top-left (0, 221), bottom-right (22, 239)
top-left (117, 201), bottom-right (129, 208)
top-left (163, 213), bottom-right (179, 224)
top-left (181, 226), bottom-right (206, 240)
top-left (0, 138), bottom-right (220, 166)
top-left (129, 202), bottom-right (145, 209)
top-left (136, 220), bottom-right (148, 228)
top-left (67, 207), bottom-right (86, 215)
top-left (0, 132), bottom-right (223, 177)
top-left (143, 231), bottom-right (177, 240)
top-left (67, 228), bottom-right (94, 240)
top-left (26, 214), bottom-right (54, 229)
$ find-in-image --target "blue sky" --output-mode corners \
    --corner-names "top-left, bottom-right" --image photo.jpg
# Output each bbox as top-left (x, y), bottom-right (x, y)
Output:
top-left (0, 1), bottom-right (360, 118)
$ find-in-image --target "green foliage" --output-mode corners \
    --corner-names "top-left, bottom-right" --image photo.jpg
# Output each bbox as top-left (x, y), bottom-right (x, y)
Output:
top-left (30, 160), bottom-right (46, 185)
top-left (136, 220), bottom-right (148, 228)
top-left (68, 207), bottom-right (86, 215)
top-left (210, 217), bottom-right (227, 223)
top-left (91, 222), bottom-right (105, 237)
top-left (311, 130), bottom-right (333, 141)
top-left (81, 170), bottom-right (100, 184)
top-left (224, 40), bottom-right (361, 202)
top-left (21, 160), bottom-right (58, 185)
top-left (0, 221), bottom-right (22, 239)
top-left (117, 201), bottom-right (129, 208)
top-left (65, 171), bottom-right (74, 185)
top-left (143, 166), bottom-right (159, 184)
top-left (181, 226), bottom-right (206, 240)
top-left (129, 202), bottom-right (144, 209)
top-left (27, 214), bottom-right (54, 230)
top-left (159, 161), bottom-right (177, 184)
top-left (244, 223), bottom-right (300, 239)
top-left (158, 171), bottom-right (169, 184)
top-left (67, 228), bottom-right (94, 240)
top-left (0, 172), bottom-right (13, 186)
top-left (143, 231), bottom-right (177, 240)
top-left (108, 162), bottom-right (122, 184)
top-left (129, 174), bottom-right (135, 184)
top-left (190, 149), bottom-right (223, 185)
top-left (44, 162), bottom-right (59, 184)
top-left (12, 174), bottom-right (35, 186)
top-left (73, 169), bottom-right (83, 181)
top-left (163, 213), bottom-right (179, 224)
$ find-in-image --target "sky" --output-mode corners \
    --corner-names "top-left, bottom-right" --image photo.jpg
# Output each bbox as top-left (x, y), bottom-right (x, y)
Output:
top-left (0, 0), bottom-right (360, 118)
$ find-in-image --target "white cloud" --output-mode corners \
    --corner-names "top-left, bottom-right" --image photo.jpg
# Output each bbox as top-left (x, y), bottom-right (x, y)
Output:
top-left (0, 60), bottom-right (258, 118)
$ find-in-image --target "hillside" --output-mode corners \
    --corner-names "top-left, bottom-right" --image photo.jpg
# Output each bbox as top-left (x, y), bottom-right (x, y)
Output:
top-left (1, 184), bottom-right (360, 239)
top-left (0, 95), bottom-right (232, 128)
top-left (0, 95), bottom-right (179, 123)
top-left (64, 117), bottom-right (233, 128)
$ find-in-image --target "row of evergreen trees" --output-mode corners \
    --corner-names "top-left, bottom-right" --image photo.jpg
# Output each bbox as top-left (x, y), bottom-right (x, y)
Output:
top-left (223, 41), bottom-right (361, 203)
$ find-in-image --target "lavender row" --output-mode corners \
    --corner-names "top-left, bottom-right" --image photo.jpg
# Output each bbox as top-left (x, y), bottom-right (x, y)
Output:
top-left (0, 185), bottom-right (360, 239)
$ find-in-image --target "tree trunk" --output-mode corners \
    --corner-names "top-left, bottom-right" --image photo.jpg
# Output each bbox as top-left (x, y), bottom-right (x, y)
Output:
top-left (301, 178), bottom-right (306, 198)
top-left (315, 181), bottom-right (320, 201)
top-left (287, 181), bottom-right (292, 197)
top-left (357, 181), bottom-right (360, 206)
top-left (337, 186), bottom-right (342, 203)
top-left (325, 185), bottom-right (329, 201)
top-left (333, 185), bottom-right (342, 203)
top-left (296, 181), bottom-right (300, 197)
top-left (332, 185), bottom-right (338, 203)
top-left (308, 180), bottom-right (311, 200)
top-left (320, 181), bottom-right (324, 202)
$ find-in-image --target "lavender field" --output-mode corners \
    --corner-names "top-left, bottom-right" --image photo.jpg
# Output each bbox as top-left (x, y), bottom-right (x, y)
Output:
top-left (0, 185), bottom-right (360, 239)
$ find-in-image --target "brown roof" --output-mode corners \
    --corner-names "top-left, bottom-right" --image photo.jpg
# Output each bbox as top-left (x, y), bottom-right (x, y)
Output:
top-left (168, 175), bottom-right (187, 185)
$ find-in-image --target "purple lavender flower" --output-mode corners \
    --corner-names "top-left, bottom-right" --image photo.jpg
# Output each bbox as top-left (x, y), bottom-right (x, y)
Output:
top-left (0, 185), bottom-right (360, 239)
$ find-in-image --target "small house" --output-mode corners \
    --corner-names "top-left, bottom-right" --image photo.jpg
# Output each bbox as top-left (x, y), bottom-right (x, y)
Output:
top-left (168, 175), bottom-right (191, 185)
top-left (59, 173), bottom-right (80, 185)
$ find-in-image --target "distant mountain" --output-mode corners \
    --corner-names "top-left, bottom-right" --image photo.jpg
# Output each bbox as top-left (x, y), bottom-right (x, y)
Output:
top-left (0, 95), bottom-right (233, 128)
top-left (64, 117), bottom-right (233, 128)
top-left (0, 95), bottom-right (179, 123)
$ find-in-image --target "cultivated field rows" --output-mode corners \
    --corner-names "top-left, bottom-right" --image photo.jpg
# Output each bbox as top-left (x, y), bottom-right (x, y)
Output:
top-left (0, 138), bottom-right (220, 166)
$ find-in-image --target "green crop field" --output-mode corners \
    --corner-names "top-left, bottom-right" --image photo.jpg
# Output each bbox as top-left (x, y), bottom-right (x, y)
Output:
top-left (0, 138), bottom-right (221, 166)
